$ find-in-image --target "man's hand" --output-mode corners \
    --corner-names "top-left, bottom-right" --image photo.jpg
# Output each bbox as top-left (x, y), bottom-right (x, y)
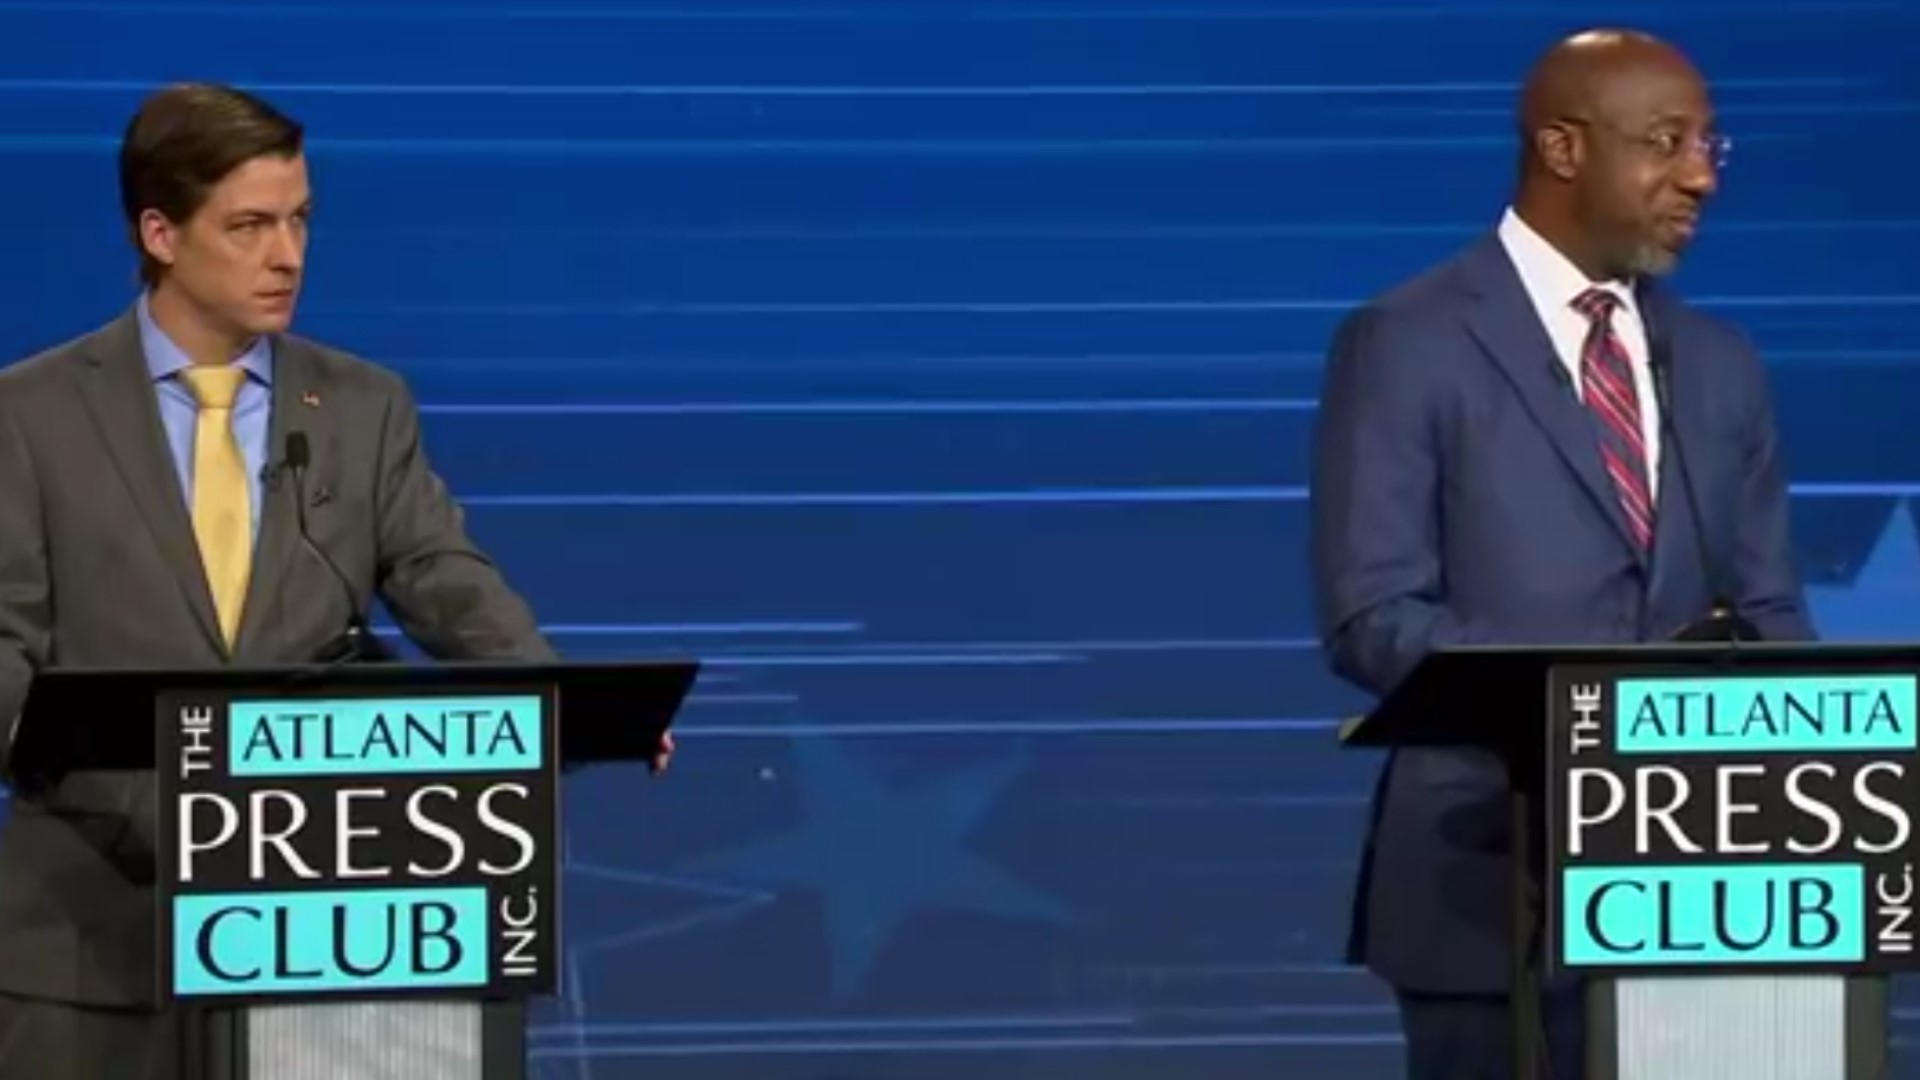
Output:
top-left (650, 730), bottom-right (675, 775)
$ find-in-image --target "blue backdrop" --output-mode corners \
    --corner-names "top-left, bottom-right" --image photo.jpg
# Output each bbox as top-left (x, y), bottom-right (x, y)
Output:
top-left (1, 0), bottom-right (1917, 1076)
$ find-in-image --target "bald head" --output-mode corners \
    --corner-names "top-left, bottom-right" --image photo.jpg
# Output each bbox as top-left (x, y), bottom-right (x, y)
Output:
top-left (1510, 28), bottom-right (1720, 280)
top-left (1519, 29), bottom-right (1705, 148)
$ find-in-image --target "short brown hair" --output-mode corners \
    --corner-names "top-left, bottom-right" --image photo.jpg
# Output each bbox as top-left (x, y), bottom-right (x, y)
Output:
top-left (119, 83), bottom-right (304, 286)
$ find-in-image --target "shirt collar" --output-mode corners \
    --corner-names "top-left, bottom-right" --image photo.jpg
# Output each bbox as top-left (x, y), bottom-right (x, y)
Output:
top-left (136, 292), bottom-right (275, 386)
top-left (1497, 206), bottom-right (1638, 316)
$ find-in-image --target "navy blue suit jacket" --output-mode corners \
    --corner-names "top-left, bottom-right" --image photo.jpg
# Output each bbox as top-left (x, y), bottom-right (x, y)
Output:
top-left (1309, 232), bottom-right (1814, 994)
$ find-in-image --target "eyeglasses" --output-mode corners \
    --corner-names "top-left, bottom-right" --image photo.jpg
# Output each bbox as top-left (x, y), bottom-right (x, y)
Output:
top-left (1565, 117), bottom-right (1732, 169)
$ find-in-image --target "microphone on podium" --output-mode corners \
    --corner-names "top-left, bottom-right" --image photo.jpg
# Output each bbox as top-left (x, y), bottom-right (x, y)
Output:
top-left (1646, 325), bottom-right (1759, 644)
top-left (285, 431), bottom-right (394, 664)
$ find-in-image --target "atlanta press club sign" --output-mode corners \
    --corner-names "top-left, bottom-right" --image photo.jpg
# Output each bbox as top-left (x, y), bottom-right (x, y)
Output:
top-left (154, 686), bottom-right (558, 1002)
top-left (1547, 668), bottom-right (1920, 973)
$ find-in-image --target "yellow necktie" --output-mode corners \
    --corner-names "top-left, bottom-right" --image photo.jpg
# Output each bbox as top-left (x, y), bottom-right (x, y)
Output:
top-left (181, 366), bottom-right (252, 647)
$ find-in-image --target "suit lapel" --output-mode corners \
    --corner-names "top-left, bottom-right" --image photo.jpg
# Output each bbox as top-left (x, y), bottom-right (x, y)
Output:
top-left (233, 339), bottom-right (328, 658)
top-left (76, 311), bottom-right (226, 651)
top-left (1457, 235), bottom-right (1646, 562)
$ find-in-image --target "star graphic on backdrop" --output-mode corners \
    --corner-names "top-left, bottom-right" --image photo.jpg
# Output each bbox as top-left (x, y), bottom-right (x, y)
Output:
top-left (528, 829), bottom-right (779, 1080)
top-left (678, 737), bottom-right (1065, 996)
top-left (1808, 501), bottom-right (1920, 641)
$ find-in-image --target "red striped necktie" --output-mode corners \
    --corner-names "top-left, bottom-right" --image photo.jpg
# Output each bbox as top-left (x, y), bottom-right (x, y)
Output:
top-left (1572, 288), bottom-right (1654, 550)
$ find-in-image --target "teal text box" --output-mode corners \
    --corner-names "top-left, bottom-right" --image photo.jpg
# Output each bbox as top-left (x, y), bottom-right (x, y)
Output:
top-left (227, 695), bottom-right (544, 776)
top-left (1613, 675), bottom-right (1916, 753)
top-left (1561, 863), bottom-right (1864, 966)
top-left (173, 886), bottom-right (489, 996)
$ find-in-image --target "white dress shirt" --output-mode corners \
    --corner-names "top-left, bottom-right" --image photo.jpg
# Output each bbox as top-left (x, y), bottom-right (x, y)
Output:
top-left (1496, 207), bottom-right (1662, 497)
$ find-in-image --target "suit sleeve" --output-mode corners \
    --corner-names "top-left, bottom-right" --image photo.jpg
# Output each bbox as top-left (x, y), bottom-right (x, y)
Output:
top-left (1727, 338), bottom-right (1815, 641)
top-left (0, 397), bottom-right (51, 784)
top-left (1310, 307), bottom-right (1495, 697)
top-left (371, 375), bottom-right (558, 662)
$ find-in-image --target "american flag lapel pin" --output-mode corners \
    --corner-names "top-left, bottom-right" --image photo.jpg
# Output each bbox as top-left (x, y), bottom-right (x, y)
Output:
top-left (301, 390), bottom-right (321, 408)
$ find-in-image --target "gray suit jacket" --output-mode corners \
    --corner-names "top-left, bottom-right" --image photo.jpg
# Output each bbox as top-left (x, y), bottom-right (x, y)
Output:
top-left (0, 309), bottom-right (555, 1007)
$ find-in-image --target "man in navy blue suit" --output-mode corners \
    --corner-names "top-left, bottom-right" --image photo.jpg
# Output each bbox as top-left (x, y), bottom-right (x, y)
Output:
top-left (1309, 28), bottom-right (1813, 1079)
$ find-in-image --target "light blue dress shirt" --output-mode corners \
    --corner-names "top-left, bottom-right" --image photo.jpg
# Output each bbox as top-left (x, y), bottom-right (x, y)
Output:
top-left (136, 294), bottom-right (275, 538)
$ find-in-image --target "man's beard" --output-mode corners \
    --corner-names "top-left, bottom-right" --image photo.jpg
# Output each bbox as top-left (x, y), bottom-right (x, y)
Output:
top-left (1625, 241), bottom-right (1681, 278)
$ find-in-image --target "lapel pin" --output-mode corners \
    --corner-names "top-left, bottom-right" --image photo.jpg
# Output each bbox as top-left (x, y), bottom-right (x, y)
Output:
top-left (301, 391), bottom-right (321, 408)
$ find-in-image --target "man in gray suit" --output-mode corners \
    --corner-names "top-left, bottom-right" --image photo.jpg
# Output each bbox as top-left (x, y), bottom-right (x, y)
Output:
top-left (0, 83), bottom-right (671, 1079)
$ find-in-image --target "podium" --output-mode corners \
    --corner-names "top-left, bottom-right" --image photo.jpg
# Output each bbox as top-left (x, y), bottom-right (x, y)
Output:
top-left (1341, 642), bottom-right (1900, 1080)
top-left (10, 657), bottom-right (697, 1080)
